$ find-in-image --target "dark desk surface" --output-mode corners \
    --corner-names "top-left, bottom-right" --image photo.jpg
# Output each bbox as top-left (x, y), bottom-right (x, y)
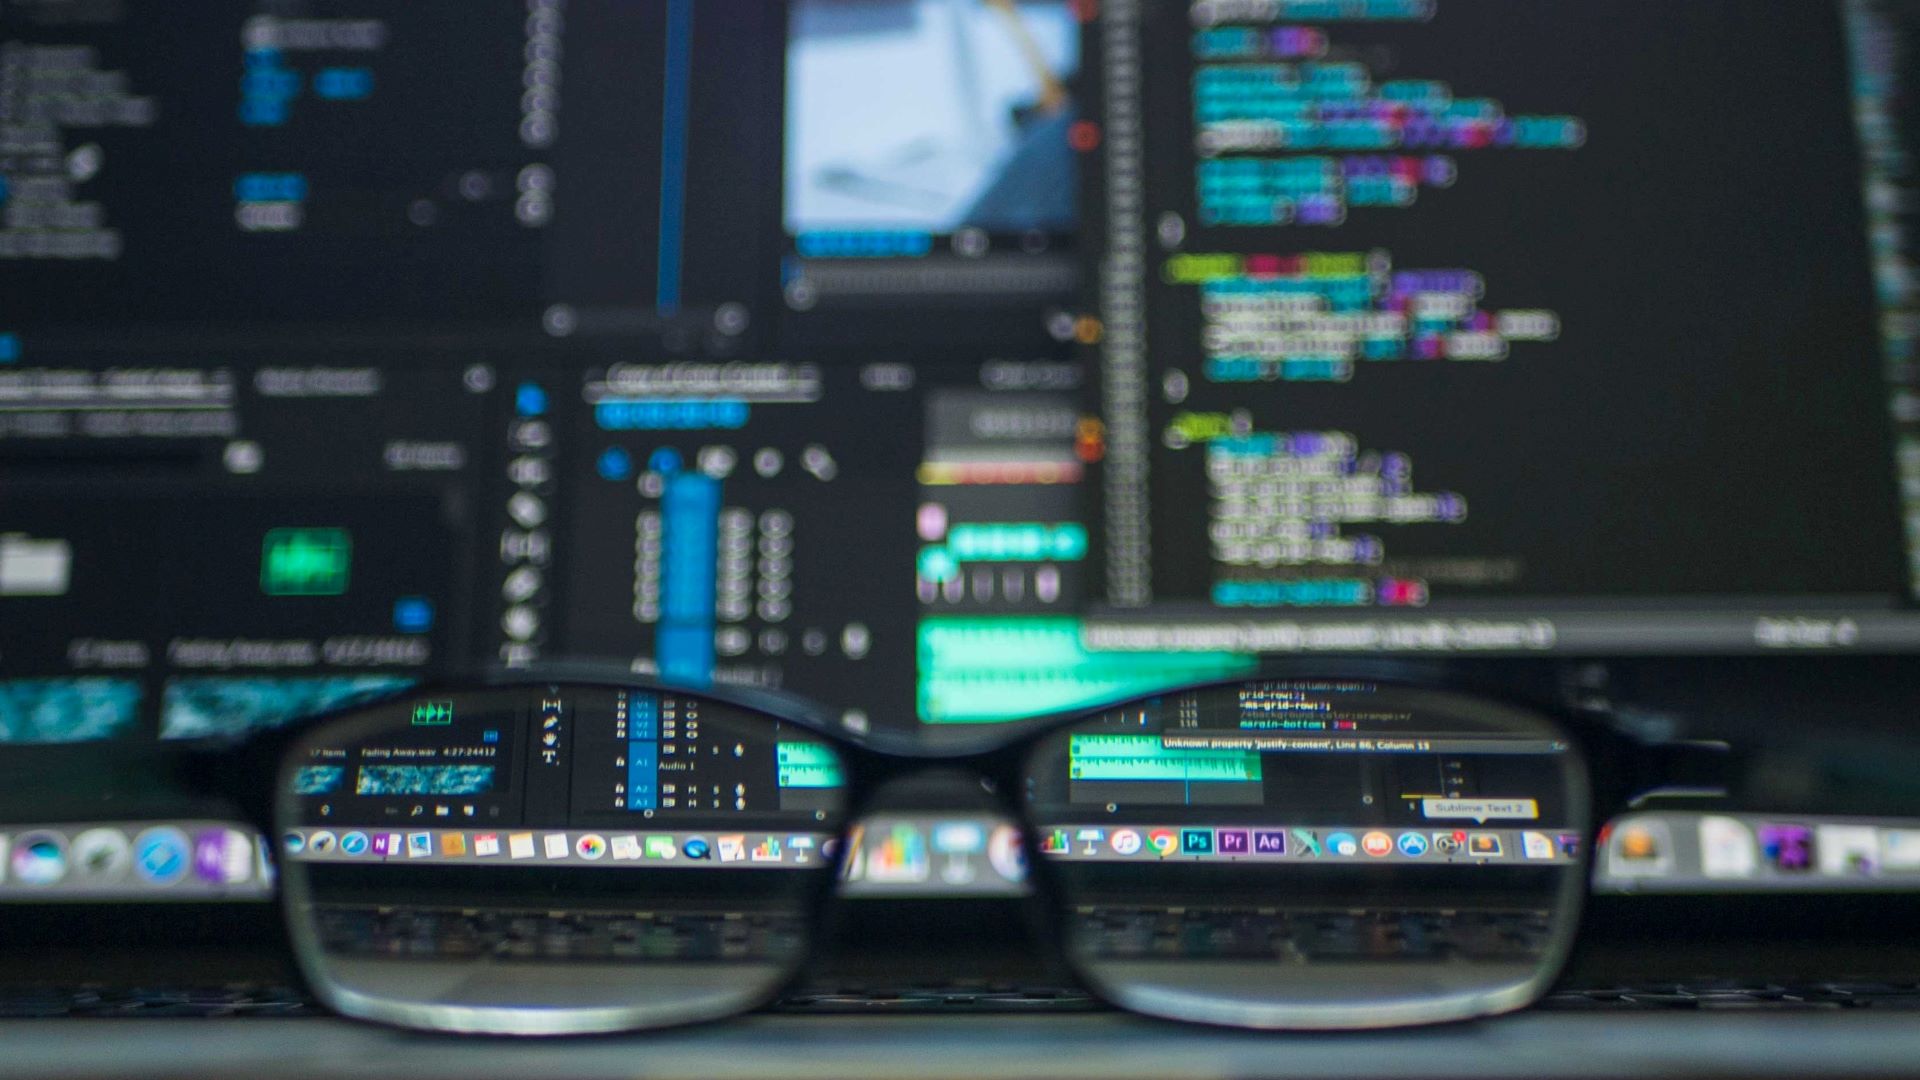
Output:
top-left (4, 1012), bottom-right (1920, 1080)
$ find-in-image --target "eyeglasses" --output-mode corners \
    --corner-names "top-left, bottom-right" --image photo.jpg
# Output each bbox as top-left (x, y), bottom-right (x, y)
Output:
top-left (179, 672), bottom-right (1719, 1036)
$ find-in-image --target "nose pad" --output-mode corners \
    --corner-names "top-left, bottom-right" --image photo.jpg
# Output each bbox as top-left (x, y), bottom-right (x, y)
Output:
top-left (839, 769), bottom-right (1029, 897)
top-left (806, 769), bottom-right (1062, 994)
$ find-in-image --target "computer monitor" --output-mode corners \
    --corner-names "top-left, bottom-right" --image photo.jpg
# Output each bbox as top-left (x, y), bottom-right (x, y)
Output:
top-left (0, 0), bottom-right (1916, 898)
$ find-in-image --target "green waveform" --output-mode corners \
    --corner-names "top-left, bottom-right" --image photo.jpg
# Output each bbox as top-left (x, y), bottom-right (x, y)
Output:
top-left (1067, 734), bottom-right (1262, 782)
top-left (917, 617), bottom-right (1254, 724)
top-left (777, 742), bottom-right (845, 788)
top-left (260, 528), bottom-right (351, 597)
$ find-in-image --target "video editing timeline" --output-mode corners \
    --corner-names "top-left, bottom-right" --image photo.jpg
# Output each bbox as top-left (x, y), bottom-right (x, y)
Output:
top-left (552, 360), bottom-right (926, 717)
top-left (291, 689), bottom-right (844, 842)
top-left (549, 352), bottom-right (1242, 726)
top-left (1082, 0), bottom-right (1919, 653)
top-left (0, 1), bottom-right (780, 345)
top-left (912, 377), bottom-right (1255, 721)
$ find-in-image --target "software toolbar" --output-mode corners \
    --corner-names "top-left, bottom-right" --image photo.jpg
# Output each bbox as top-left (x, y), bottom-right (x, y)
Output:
top-left (0, 820), bottom-right (267, 900)
top-left (1035, 822), bottom-right (1579, 864)
top-left (7, 812), bottom-right (1919, 901)
top-left (284, 826), bottom-right (833, 870)
top-left (1601, 812), bottom-right (1920, 893)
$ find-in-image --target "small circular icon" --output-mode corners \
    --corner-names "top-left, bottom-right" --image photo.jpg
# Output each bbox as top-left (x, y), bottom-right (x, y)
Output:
top-left (1147, 829), bottom-right (1180, 857)
top-left (1397, 832), bottom-right (1430, 857)
top-left (11, 832), bottom-right (68, 886)
top-left (576, 834), bottom-right (608, 860)
top-left (73, 828), bottom-right (132, 881)
top-left (132, 827), bottom-right (191, 885)
top-left (1617, 824), bottom-right (1662, 862)
top-left (280, 832), bottom-right (306, 856)
top-left (1326, 832), bottom-right (1359, 857)
top-left (987, 825), bottom-right (1026, 881)
top-left (1362, 831), bottom-right (1394, 857)
top-left (682, 838), bottom-right (711, 860)
top-left (1110, 829), bottom-right (1143, 856)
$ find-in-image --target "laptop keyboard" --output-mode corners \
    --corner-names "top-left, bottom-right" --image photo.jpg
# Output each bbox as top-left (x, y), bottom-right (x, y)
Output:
top-left (0, 985), bottom-right (320, 1019)
top-left (315, 906), bottom-right (804, 963)
top-left (1, 905), bottom-right (1913, 1018)
top-left (310, 904), bottom-right (1552, 964)
top-left (1073, 906), bottom-right (1553, 962)
top-left (1538, 982), bottom-right (1920, 1011)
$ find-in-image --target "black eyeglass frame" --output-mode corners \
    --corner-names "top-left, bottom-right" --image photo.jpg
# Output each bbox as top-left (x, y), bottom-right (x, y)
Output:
top-left (171, 662), bottom-right (1723, 1036)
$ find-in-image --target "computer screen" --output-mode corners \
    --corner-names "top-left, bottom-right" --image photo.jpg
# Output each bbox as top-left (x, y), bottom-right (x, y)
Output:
top-left (1078, 0), bottom-right (1912, 660)
top-left (1, 0), bottom-right (1917, 887)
